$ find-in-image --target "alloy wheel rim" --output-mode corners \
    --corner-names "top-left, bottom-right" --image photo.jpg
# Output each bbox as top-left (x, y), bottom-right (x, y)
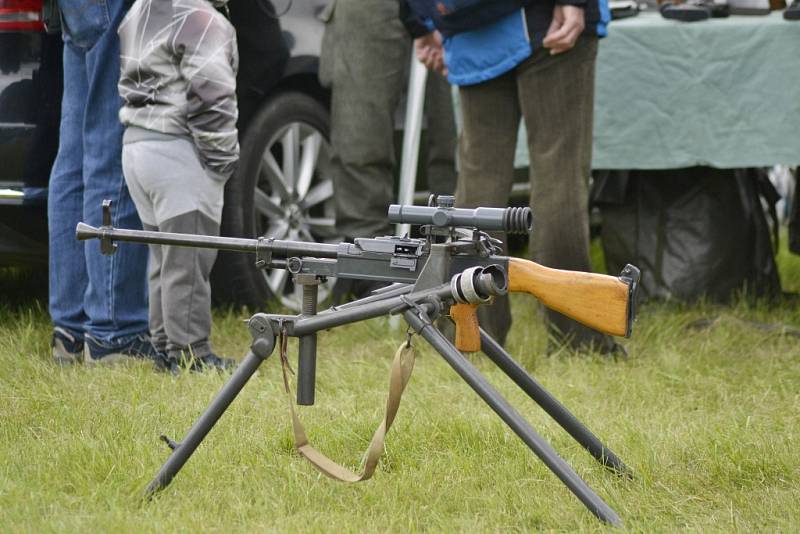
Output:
top-left (253, 121), bottom-right (338, 310)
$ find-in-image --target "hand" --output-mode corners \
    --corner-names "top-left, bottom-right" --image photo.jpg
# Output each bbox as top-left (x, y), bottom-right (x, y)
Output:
top-left (543, 5), bottom-right (585, 55)
top-left (414, 31), bottom-right (448, 76)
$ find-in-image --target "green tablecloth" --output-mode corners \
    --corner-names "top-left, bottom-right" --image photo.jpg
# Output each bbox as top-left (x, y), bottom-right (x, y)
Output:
top-left (515, 11), bottom-right (800, 169)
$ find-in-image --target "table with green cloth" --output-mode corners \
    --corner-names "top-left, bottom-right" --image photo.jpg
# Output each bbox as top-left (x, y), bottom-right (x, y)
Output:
top-left (514, 11), bottom-right (800, 170)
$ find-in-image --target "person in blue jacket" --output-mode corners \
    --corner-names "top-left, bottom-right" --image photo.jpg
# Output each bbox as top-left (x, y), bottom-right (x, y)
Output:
top-left (401, 0), bottom-right (620, 354)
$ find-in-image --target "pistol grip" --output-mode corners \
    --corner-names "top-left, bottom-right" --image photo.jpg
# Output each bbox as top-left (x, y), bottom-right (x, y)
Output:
top-left (450, 303), bottom-right (481, 353)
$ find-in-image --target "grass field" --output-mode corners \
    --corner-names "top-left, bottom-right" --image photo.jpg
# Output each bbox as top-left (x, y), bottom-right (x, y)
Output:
top-left (1, 245), bottom-right (799, 532)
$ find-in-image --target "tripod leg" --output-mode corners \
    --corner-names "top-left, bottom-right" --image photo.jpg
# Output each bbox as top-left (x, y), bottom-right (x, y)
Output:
top-left (480, 329), bottom-right (632, 478)
top-left (404, 311), bottom-right (622, 527)
top-left (145, 343), bottom-right (272, 496)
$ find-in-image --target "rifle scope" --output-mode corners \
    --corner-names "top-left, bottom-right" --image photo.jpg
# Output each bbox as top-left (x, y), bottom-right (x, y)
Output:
top-left (387, 205), bottom-right (532, 234)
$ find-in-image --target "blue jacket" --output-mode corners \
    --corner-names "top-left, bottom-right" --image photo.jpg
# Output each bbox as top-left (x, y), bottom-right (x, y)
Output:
top-left (401, 0), bottom-right (610, 86)
top-left (404, 0), bottom-right (529, 37)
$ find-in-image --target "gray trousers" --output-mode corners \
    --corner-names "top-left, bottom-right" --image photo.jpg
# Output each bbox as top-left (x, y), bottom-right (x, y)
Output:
top-left (320, 0), bottom-right (457, 239)
top-left (456, 37), bottom-right (613, 351)
top-left (122, 131), bottom-right (226, 359)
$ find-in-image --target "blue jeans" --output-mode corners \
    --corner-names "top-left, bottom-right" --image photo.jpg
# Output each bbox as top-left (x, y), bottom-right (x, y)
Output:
top-left (48, 0), bottom-right (148, 344)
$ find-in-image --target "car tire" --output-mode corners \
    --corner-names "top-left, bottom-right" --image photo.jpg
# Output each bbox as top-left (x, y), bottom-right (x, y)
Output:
top-left (211, 90), bottom-right (337, 311)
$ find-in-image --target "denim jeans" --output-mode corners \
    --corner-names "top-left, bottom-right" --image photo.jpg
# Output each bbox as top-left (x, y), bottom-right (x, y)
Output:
top-left (48, 0), bottom-right (148, 344)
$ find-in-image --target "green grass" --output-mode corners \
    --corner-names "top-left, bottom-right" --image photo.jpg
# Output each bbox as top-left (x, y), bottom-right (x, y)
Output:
top-left (1, 245), bottom-right (799, 532)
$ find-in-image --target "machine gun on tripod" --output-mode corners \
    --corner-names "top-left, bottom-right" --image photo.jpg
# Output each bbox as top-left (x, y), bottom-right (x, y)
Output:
top-left (77, 196), bottom-right (640, 526)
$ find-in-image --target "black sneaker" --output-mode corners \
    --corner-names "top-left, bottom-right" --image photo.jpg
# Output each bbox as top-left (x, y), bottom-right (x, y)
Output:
top-left (153, 352), bottom-right (181, 375)
top-left (84, 334), bottom-right (165, 365)
top-left (181, 352), bottom-right (237, 372)
top-left (51, 327), bottom-right (84, 365)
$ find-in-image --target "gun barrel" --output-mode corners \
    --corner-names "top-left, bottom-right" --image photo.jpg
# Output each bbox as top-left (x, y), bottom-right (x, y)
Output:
top-left (387, 205), bottom-right (532, 234)
top-left (75, 222), bottom-right (340, 259)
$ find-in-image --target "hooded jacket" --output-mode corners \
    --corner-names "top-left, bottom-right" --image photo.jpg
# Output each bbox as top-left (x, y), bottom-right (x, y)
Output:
top-left (118, 0), bottom-right (239, 178)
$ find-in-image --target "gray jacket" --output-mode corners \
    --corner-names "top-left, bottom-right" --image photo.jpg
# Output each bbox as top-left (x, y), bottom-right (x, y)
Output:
top-left (118, 0), bottom-right (239, 178)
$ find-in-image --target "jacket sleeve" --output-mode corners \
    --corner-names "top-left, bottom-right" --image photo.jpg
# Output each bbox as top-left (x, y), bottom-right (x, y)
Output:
top-left (399, 0), bottom-right (432, 38)
top-left (174, 11), bottom-right (240, 179)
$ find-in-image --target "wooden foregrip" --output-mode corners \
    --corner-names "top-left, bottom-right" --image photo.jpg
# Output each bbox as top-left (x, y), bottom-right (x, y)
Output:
top-left (508, 257), bottom-right (631, 337)
top-left (450, 303), bottom-right (481, 352)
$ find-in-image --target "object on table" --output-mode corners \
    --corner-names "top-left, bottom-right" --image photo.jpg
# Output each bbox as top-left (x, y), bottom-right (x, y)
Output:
top-left (660, 1), bottom-right (711, 21)
top-left (785, 0), bottom-right (800, 18)
top-left (610, 0), bottom-right (641, 19)
top-left (728, 0), bottom-right (771, 14)
top-left (705, 0), bottom-right (732, 15)
top-left (659, 0), bottom-right (730, 20)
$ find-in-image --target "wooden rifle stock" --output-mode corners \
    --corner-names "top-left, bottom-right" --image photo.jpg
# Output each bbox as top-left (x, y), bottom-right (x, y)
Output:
top-left (508, 258), bottom-right (633, 338)
top-left (450, 258), bottom-right (637, 352)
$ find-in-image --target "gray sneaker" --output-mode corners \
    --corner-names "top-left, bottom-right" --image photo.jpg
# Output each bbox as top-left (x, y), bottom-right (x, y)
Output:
top-left (52, 327), bottom-right (84, 365)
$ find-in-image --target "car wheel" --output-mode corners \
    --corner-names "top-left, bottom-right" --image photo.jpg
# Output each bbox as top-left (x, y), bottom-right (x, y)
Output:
top-left (212, 90), bottom-right (338, 311)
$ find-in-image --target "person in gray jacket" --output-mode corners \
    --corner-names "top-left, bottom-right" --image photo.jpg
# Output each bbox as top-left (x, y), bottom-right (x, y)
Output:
top-left (319, 0), bottom-right (459, 302)
top-left (118, 0), bottom-right (239, 371)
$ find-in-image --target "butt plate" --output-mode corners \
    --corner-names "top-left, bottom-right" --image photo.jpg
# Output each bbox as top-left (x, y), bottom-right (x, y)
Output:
top-left (619, 264), bottom-right (641, 338)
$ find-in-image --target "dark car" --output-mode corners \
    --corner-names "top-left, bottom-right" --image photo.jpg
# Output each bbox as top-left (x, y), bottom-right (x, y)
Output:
top-left (0, 0), bottom-right (335, 310)
top-left (0, 0), bottom-right (60, 265)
